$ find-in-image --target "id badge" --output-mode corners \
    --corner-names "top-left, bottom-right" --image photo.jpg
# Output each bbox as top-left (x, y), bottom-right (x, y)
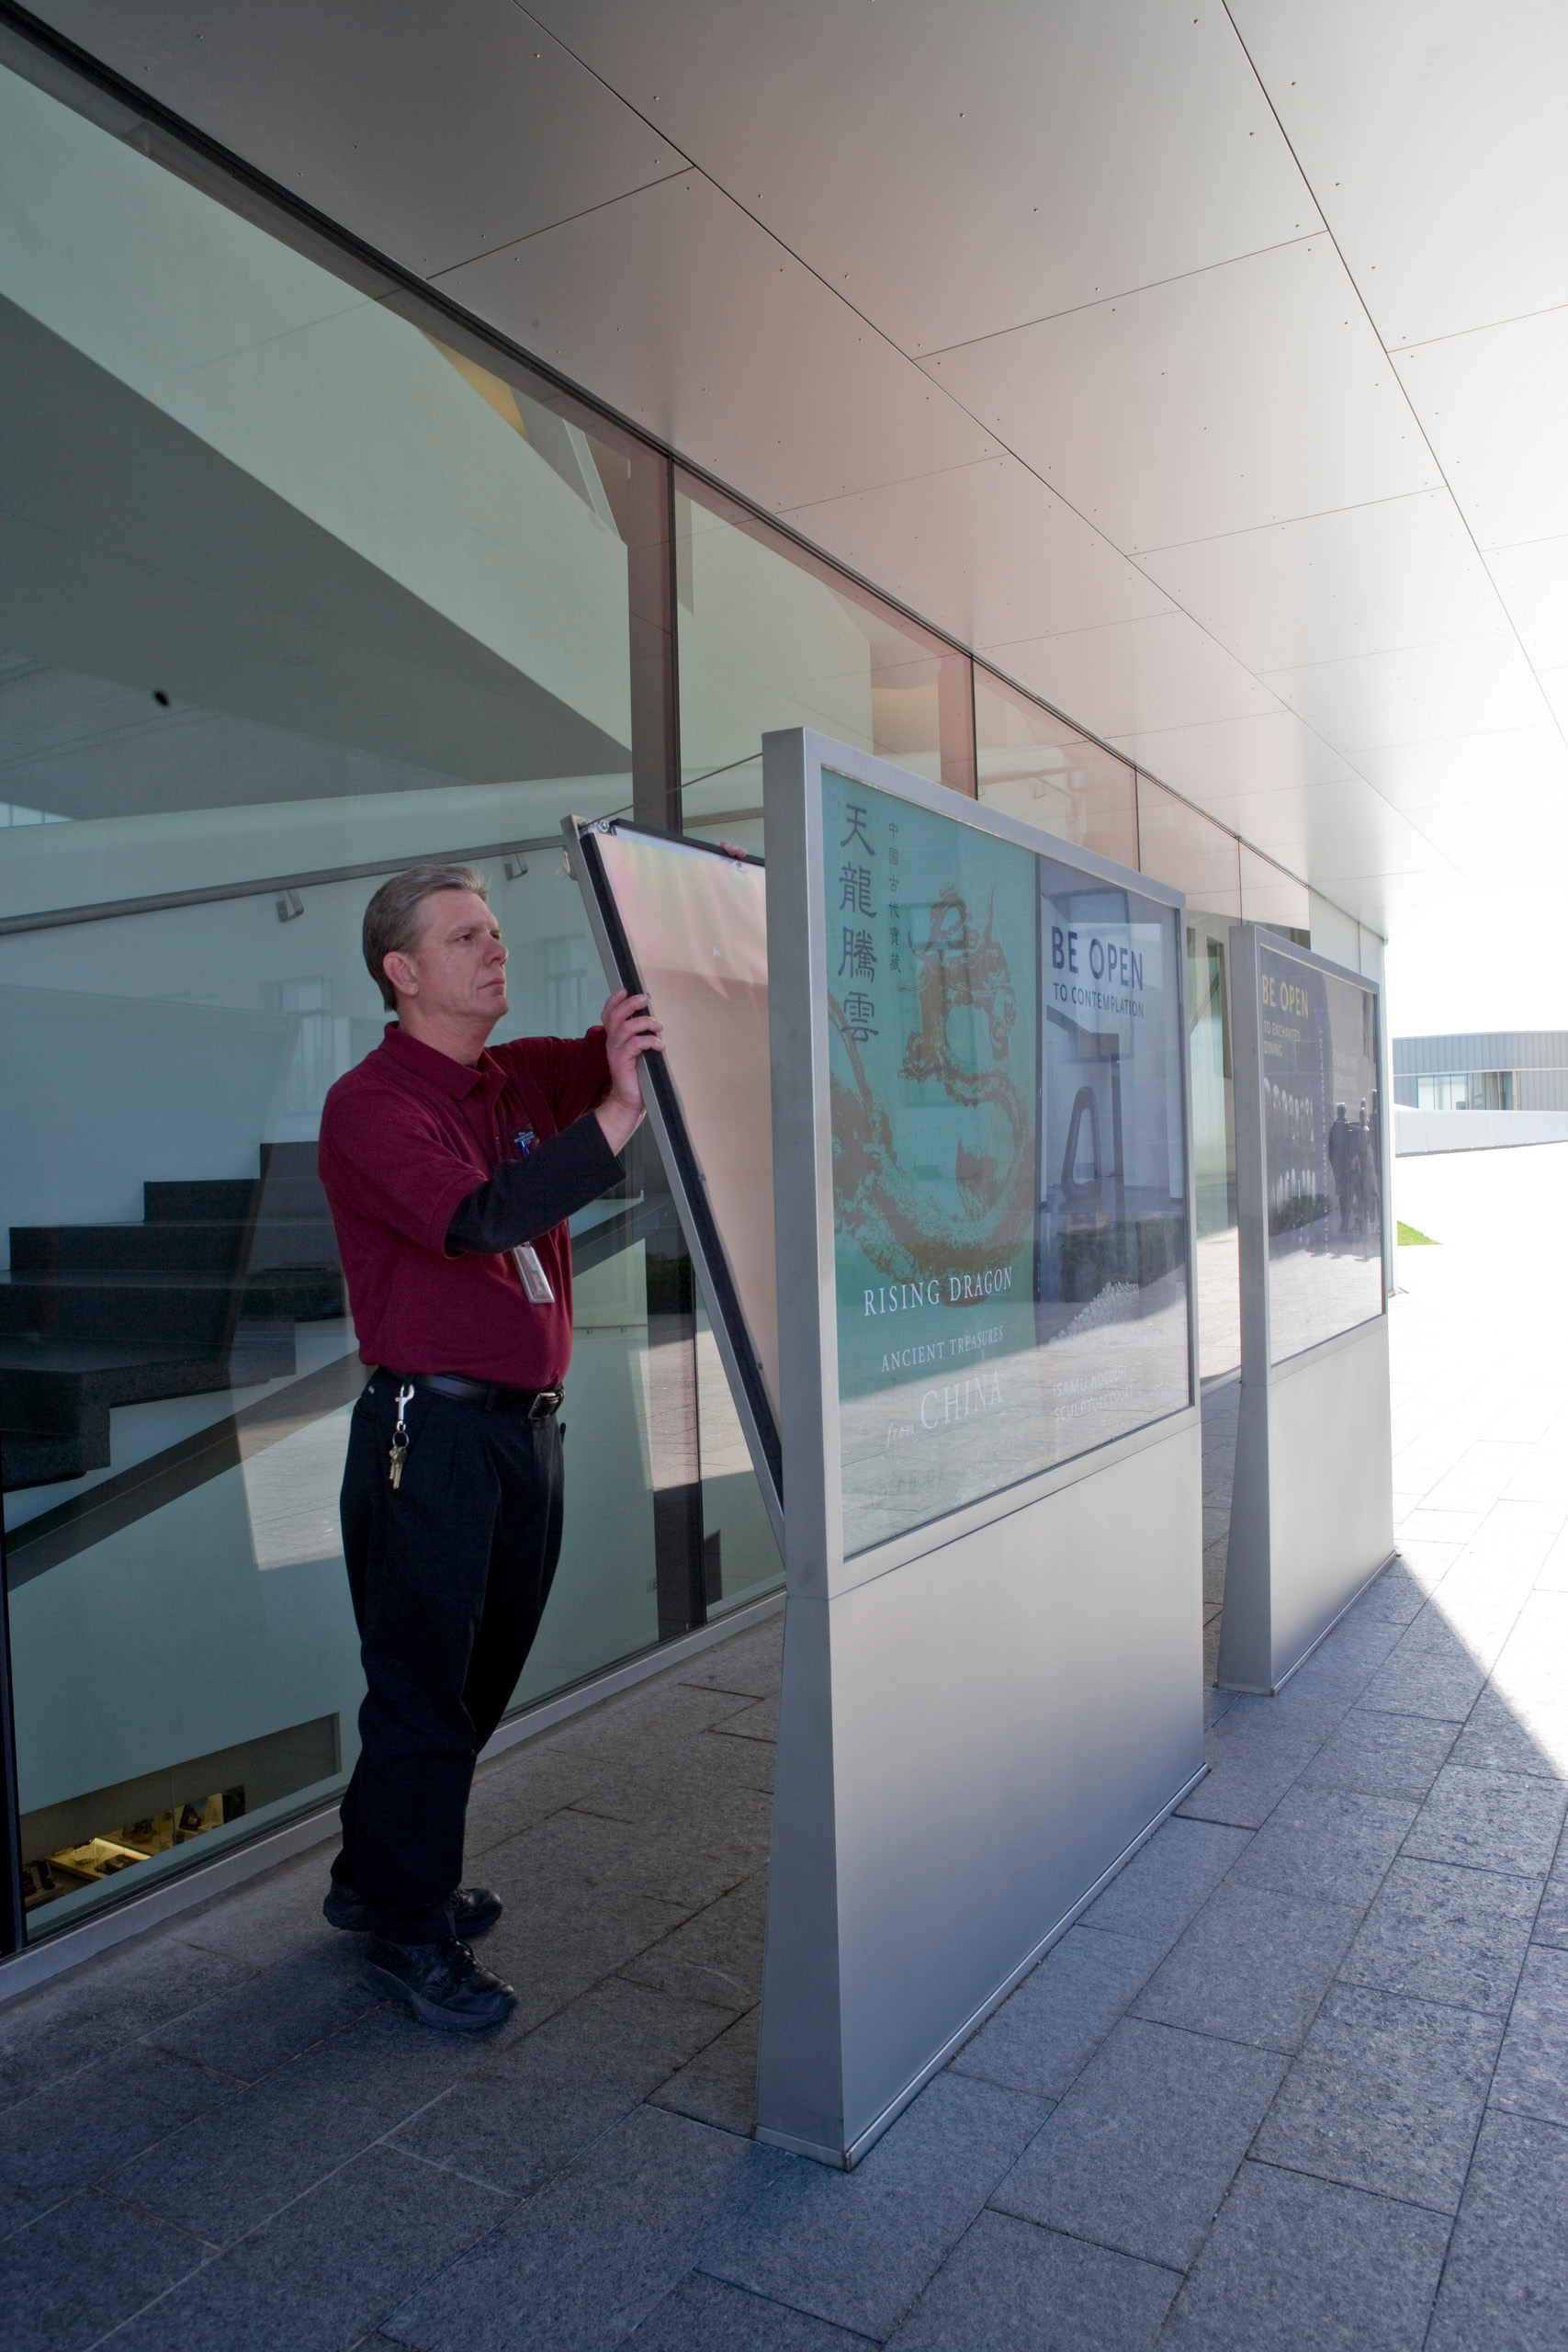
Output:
top-left (513, 1242), bottom-right (556, 1305)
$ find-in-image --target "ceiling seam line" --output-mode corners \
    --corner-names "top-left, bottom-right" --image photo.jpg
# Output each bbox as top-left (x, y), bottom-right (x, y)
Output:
top-left (1217, 0), bottom-right (1568, 773)
top-left (425, 166), bottom-right (696, 275)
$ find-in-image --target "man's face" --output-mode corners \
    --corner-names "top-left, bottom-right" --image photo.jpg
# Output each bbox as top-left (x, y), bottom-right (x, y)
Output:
top-left (397, 890), bottom-right (508, 1024)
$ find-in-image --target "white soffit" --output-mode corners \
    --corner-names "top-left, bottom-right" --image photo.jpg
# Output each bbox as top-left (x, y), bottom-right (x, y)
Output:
top-left (1140, 492), bottom-right (1506, 675)
top-left (1229, 0), bottom-right (1568, 349)
top-left (34, 0), bottom-right (685, 275)
top-left (1394, 309), bottom-right (1568, 553)
top-left (1104, 710), bottom-right (1358, 806)
top-left (526, 0), bottom-right (1323, 356)
top-left (434, 173), bottom-right (998, 514)
top-left (780, 456), bottom-right (1172, 653)
top-left (1352, 727), bottom-right (1568, 814)
top-left (1267, 635), bottom-right (1552, 756)
top-left (981, 608), bottom-right (1277, 742)
top-left (920, 238), bottom-right (1439, 554)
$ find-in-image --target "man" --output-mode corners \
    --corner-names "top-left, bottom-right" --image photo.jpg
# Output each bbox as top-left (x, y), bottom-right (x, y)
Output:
top-left (1327, 1102), bottom-right (1350, 1234)
top-left (317, 861), bottom-right (661, 2030)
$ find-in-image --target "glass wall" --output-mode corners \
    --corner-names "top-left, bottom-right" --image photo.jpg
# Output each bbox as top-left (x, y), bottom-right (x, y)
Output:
top-left (675, 471), bottom-right (976, 853)
top-left (974, 667), bottom-right (1139, 866)
top-left (0, 60), bottom-right (770, 1942)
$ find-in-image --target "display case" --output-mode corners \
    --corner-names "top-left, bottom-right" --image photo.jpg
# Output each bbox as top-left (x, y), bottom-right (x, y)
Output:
top-left (1220, 928), bottom-right (1394, 1692)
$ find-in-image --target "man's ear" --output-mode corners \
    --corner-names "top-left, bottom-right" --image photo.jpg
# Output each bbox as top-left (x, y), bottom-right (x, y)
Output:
top-left (383, 949), bottom-right (417, 1001)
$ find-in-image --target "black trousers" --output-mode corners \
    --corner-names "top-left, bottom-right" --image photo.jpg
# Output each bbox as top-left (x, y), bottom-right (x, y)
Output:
top-left (333, 1374), bottom-right (564, 1943)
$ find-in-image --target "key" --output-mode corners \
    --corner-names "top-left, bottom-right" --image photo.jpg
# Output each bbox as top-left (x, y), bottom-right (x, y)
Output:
top-left (389, 1382), bottom-right (414, 1489)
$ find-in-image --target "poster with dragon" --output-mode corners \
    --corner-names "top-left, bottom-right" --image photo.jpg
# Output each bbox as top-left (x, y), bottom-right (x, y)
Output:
top-left (822, 770), bottom-right (1041, 1554)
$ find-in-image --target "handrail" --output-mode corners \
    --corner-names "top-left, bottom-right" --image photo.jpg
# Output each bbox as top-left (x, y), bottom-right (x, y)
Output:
top-left (0, 836), bottom-right (565, 937)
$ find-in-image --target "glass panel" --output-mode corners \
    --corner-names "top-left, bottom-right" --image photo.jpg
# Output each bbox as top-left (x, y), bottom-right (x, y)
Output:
top-left (1135, 776), bottom-right (1242, 917)
top-left (1188, 915), bottom-right (1240, 1380)
top-left (0, 62), bottom-right (673, 1935)
top-left (1259, 944), bottom-right (1384, 1363)
top-left (1239, 843), bottom-right (1310, 938)
top-left (974, 668), bottom-right (1137, 865)
top-left (822, 770), bottom-right (1190, 1556)
top-left (675, 473), bottom-right (975, 848)
top-left (695, 1293), bottom-right (783, 1619)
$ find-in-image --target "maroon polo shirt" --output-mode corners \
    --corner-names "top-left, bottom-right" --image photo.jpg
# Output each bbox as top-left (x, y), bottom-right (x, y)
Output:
top-left (319, 1023), bottom-right (615, 1387)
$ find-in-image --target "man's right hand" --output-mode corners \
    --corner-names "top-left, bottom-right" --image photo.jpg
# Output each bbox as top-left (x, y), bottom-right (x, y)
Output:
top-left (595, 989), bottom-right (663, 1154)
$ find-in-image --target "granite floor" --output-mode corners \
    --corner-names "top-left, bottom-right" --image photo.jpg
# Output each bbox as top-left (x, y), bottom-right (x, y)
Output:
top-left (1, 1144), bottom-right (1565, 2350)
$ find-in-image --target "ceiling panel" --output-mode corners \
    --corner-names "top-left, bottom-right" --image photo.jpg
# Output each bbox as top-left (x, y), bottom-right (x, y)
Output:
top-left (1230, 1), bottom-right (1568, 349)
top-left (780, 456), bottom-right (1171, 652)
top-left (1484, 536), bottom-right (1568, 682)
top-left (981, 609), bottom-right (1277, 743)
top-left (1140, 492), bottom-right (1506, 674)
top-left (1352, 727), bottom-right (1568, 816)
top-left (33, 0), bottom-right (684, 274)
top-left (528, 0), bottom-right (1319, 356)
top-left (434, 172), bottom-right (997, 514)
top-left (1105, 709), bottom-right (1356, 812)
top-left (1394, 309), bottom-right (1568, 551)
top-left (1267, 634), bottom-right (1553, 753)
top-left (922, 238), bottom-right (1439, 552)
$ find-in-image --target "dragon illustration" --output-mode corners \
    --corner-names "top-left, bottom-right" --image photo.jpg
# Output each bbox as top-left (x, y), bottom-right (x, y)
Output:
top-left (831, 886), bottom-right (1034, 1281)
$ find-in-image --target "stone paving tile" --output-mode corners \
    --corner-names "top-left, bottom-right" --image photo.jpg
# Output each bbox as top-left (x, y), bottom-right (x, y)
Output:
top-left (489, 1804), bottom-right (749, 1926)
top-left (993, 2017), bottom-right (1285, 2271)
top-left (649, 2006), bottom-right (759, 2137)
top-left (1423, 1444), bottom-right (1534, 1517)
top-left (148, 1937), bottom-right (382, 2083)
top-left (1340, 1856), bottom-right (1542, 2015)
top-left (1425, 2109), bottom-right (1568, 2352)
top-left (1176, 1704), bottom-right (1322, 1831)
top-left (1533, 1834), bottom-right (1568, 1950)
top-left (1253, 1982), bottom-right (1500, 2213)
top-left (462, 1826), bottom-right (694, 2034)
top-left (1359, 1615), bottom-right (1491, 1722)
top-left (1488, 1943), bottom-right (1568, 2127)
top-left (0, 2184), bottom-right (206, 2352)
top-left (0, 2044), bottom-right (238, 2236)
top-left (674, 1617), bottom-right (785, 1701)
top-left (0, 1933), bottom-right (250, 2114)
top-left (1354, 1558), bottom-right (1441, 1624)
top-left (178, 1849), bottom-right (344, 1972)
top-left (1448, 1687), bottom-right (1568, 1781)
top-left (1132, 1881), bottom-right (1362, 2054)
top-left (103, 2004), bottom-right (475, 2249)
top-left (1159, 2161), bottom-right (1450, 2351)
top-left (618, 1871), bottom-right (770, 2014)
top-left (1393, 1508), bottom-right (1487, 1549)
top-left (105, 2145), bottom-right (512, 2352)
top-left (1404, 1762), bottom-right (1568, 1878)
top-left (461, 1745), bottom-right (605, 1859)
top-left (706, 1692), bottom-right (779, 1744)
top-left (384, 2104), bottom-right (771, 2352)
top-left (1225, 1784), bottom-right (1416, 1910)
top-left (882, 2210), bottom-right (1177, 2352)
top-left (1295, 1706), bottom-right (1459, 1803)
top-left (391, 1977), bottom-right (735, 2197)
top-left (950, 1925), bottom-right (1163, 2101)
top-left (626, 2271), bottom-right (868, 2349)
top-left (1077, 1818), bottom-right (1251, 1953)
top-left (700, 2070), bottom-right (1046, 2341)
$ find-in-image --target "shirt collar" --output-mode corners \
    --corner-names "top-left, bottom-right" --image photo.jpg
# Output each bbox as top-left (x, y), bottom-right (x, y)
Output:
top-left (378, 1023), bottom-right (506, 1105)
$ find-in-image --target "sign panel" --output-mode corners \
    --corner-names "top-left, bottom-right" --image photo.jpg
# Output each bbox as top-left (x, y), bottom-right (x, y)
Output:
top-left (821, 770), bottom-right (1190, 1555)
top-left (1257, 942), bottom-right (1383, 1363)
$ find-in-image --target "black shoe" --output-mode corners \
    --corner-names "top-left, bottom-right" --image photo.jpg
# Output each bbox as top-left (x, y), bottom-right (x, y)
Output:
top-left (324, 1882), bottom-right (502, 1939)
top-left (366, 1936), bottom-right (516, 2031)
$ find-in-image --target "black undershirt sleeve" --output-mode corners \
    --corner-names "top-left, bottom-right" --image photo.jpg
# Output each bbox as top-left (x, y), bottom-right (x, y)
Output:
top-left (445, 1114), bottom-right (626, 1254)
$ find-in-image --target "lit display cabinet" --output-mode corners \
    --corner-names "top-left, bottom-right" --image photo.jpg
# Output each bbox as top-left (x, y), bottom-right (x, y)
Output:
top-left (1220, 927), bottom-right (1395, 1693)
top-left (578, 730), bottom-right (1206, 2165)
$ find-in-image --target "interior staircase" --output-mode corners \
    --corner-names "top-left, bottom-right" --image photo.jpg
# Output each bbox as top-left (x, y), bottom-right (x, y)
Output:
top-left (0, 1142), bottom-right (345, 1491)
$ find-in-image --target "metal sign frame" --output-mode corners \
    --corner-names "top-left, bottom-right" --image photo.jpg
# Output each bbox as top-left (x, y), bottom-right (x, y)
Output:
top-left (758, 728), bottom-right (1205, 2166)
top-left (1221, 923), bottom-right (1395, 1693)
top-left (566, 815), bottom-right (783, 1544)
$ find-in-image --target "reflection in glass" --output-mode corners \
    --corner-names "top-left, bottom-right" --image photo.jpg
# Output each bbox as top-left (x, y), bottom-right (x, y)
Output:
top-left (1136, 775), bottom-right (1241, 917)
top-left (1258, 944), bottom-right (1383, 1363)
top-left (674, 472), bottom-right (975, 854)
top-left (823, 774), bottom-right (1190, 1555)
top-left (975, 668), bottom-right (1138, 866)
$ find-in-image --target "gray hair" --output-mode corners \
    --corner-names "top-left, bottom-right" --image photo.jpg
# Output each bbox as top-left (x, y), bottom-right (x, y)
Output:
top-left (363, 864), bottom-right (489, 1012)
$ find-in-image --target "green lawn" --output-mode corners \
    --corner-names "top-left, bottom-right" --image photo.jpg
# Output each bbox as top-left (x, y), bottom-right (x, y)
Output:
top-left (1397, 1220), bottom-right (1438, 1247)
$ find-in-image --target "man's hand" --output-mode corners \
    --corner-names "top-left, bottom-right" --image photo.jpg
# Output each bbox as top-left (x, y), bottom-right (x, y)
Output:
top-left (595, 989), bottom-right (663, 1155)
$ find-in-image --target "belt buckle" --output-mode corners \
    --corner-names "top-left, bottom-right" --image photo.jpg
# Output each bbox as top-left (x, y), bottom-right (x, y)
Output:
top-left (528, 1387), bottom-right (559, 1421)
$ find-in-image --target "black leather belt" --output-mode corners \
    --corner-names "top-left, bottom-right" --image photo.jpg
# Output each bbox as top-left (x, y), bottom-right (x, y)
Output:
top-left (376, 1370), bottom-right (563, 1419)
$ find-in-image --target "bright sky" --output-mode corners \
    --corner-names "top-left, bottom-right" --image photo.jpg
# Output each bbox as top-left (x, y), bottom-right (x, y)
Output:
top-left (1385, 885), bottom-right (1568, 1041)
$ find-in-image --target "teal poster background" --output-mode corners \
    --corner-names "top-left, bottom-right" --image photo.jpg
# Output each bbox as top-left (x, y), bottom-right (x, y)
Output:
top-left (822, 771), bottom-right (1040, 1553)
